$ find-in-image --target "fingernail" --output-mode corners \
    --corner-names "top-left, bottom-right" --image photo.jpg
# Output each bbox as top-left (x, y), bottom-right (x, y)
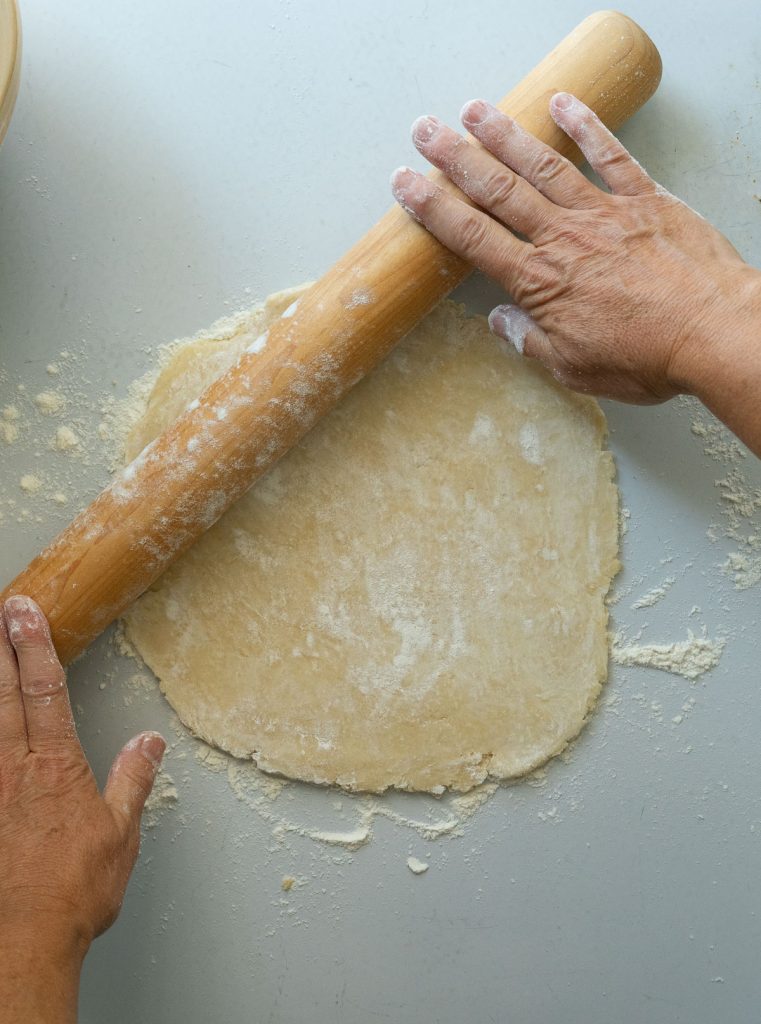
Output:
top-left (460, 99), bottom-right (490, 126)
top-left (4, 595), bottom-right (46, 642)
top-left (4, 594), bottom-right (42, 618)
top-left (411, 114), bottom-right (441, 144)
top-left (390, 165), bottom-right (415, 195)
top-left (489, 306), bottom-right (530, 355)
top-left (390, 166), bottom-right (436, 221)
top-left (488, 307), bottom-right (510, 337)
top-left (135, 731), bottom-right (166, 768)
top-left (552, 92), bottom-right (574, 111)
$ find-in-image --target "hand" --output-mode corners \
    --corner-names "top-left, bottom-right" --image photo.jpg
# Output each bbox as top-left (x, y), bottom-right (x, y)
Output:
top-left (390, 94), bottom-right (761, 411)
top-left (0, 595), bottom-right (165, 1023)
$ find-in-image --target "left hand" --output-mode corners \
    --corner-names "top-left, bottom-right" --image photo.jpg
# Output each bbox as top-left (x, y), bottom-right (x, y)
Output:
top-left (0, 596), bottom-right (165, 987)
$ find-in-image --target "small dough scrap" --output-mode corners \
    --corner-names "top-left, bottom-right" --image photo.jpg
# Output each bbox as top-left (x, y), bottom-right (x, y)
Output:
top-left (123, 288), bottom-right (619, 793)
top-left (407, 857), bottom-right (430, 875)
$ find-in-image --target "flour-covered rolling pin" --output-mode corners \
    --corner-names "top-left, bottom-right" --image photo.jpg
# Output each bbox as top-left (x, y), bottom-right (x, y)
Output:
top-left (1, 10), bottom-right (661, 664)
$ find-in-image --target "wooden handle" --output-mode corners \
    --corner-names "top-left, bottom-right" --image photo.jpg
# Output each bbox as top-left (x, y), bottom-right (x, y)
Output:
top-left (2, 11), bottom-right (662, 665)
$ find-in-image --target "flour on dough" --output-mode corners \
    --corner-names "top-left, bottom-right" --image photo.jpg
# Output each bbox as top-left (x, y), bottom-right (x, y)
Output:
top-left (123, 286), bottom-right (619, 793)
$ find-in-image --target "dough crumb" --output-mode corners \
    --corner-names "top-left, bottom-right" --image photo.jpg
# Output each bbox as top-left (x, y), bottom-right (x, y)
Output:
top-left (407, 856), bottom-right (429, 875)
top-left (34, 390), bottom-right (65, 415)
top-left (51, 492), bottom-right (68, 506)
top-left (19, 474), bottom-right (42, 494)
top-left (53, 425), bottom-right (79, 451)
top-left (281, 875), bottom-right (296, 891)
top-left (46, 363), bottom-right (60, 376)
top-left (1, 405), bottom-right (21, 444)
top-left (0, 421), bottom-right (19, 444)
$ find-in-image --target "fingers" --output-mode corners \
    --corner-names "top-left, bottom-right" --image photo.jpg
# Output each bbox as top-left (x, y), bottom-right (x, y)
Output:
top-left (4, 595), bottom-right (79, 755)
top-left (390, 166), bottom-right (532, 288)
top-left (410, 114), bottom-right (557, 238)
top-left (0, 611), bottom-right (27, 753)
top-left (460, 99), bottom-right (600, 209)
top-left (550, 92), bottom-right (655, 197)
top-left (104, 732), bottom-right (166, 832)
top-left (489, 305), bottom-right (557, 365)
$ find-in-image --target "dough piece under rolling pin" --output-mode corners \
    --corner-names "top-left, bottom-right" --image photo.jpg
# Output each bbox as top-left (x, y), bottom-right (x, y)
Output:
top-left (122, 287), bottom-right (619, 793)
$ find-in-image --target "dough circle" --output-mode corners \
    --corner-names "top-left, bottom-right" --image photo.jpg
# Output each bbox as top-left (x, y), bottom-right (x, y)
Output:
top-left (123, 287), bottom-right (619, 793)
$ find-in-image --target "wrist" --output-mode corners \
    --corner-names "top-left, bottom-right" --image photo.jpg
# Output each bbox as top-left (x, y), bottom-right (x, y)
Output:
top-left (667, 263), bottom-right (761, 455)
top-left (0, 909), bottom-right (92, 962)
top-left (0, 918), bottom-right (88, 1024)
top-left (666, 264), bottom-right (761, 400)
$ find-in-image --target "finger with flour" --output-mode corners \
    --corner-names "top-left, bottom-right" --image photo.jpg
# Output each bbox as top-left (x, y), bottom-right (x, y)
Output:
top-left (550, 92), bottom-right (656, 196)
top-left (390, 166), bottom-right (532, 291)
top-left (410, 114), bottom-right (556, 238)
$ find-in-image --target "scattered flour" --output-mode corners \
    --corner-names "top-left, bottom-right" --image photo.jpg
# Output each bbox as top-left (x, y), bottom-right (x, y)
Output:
top-left (685, 399), bottom-right (761, 595)
top-left (690, 417), bottom-right (746, 465)
top-left (631, 576), bottom-right (675, 609)
top-left (225, 755), bottom-right (499, 852)
top-left (723, 550), bottom-right (761, 591)
top-left (346, 288), bottom-right (374, 308)
top-left (518, 422), bottom-right (542, 465)
top-left (612, 631), bottom-right (725, 681)
top-left (143, 768), bottom-right (179, 829)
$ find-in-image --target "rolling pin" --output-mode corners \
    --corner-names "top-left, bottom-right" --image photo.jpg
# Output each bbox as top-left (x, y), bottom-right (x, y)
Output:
top-left (1, 10), bottom-right (662, 665)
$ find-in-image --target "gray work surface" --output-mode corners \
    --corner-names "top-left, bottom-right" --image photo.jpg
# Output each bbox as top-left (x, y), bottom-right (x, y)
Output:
top-left (1, 2), bottom-right (760, 1021)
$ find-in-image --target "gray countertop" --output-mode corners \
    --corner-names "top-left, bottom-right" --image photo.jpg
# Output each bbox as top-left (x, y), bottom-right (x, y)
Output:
top-left (1, 2), bottom-right (760, 1021)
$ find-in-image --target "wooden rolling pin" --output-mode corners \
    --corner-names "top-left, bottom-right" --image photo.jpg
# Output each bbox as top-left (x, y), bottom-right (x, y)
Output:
top-left (1, 10), bottom-right (662, 665)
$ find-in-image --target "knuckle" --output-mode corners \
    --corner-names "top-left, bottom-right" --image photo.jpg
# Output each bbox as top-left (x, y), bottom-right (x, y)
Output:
top-left (119, 758), bottom-right (155, 799)
top-left (0, 674), bottom-right (19, 696)
top-left (530, 149), bottom-right (568, 186)
top-left (482, 169), bottom-right (521, 209)
top-left (455, 214), bottom-right (492, 258)
top-left (130, 764), bottom-right (154, 795)
top-left (594, 141), bottom-right (628, 171)
top-left (21, 667), bottom-right (66, 697)
top-left (517, 250), bottom-right (563, 301)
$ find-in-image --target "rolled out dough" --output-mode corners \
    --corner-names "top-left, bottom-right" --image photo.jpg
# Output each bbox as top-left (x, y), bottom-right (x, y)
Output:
top-left (123, 286), bottom-right (619, 793)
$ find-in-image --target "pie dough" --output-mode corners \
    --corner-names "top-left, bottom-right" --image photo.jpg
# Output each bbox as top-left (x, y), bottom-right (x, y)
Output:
top-left (123, 286), bottom-right (619, 793)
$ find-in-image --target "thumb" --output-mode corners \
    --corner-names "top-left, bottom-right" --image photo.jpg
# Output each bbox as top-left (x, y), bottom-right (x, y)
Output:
top-left (489, 304), bottom-right (556, 365)
top-left (104, 731), bottom-right (166, 830)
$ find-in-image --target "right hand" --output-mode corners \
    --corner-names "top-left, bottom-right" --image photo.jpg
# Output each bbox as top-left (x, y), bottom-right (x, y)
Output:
top-left (391, 94), bottom-right (761, 409)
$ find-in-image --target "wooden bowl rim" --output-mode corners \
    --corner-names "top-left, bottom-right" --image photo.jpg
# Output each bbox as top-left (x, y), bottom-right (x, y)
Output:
top-left (0, 0), bottom-right (21, 146)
